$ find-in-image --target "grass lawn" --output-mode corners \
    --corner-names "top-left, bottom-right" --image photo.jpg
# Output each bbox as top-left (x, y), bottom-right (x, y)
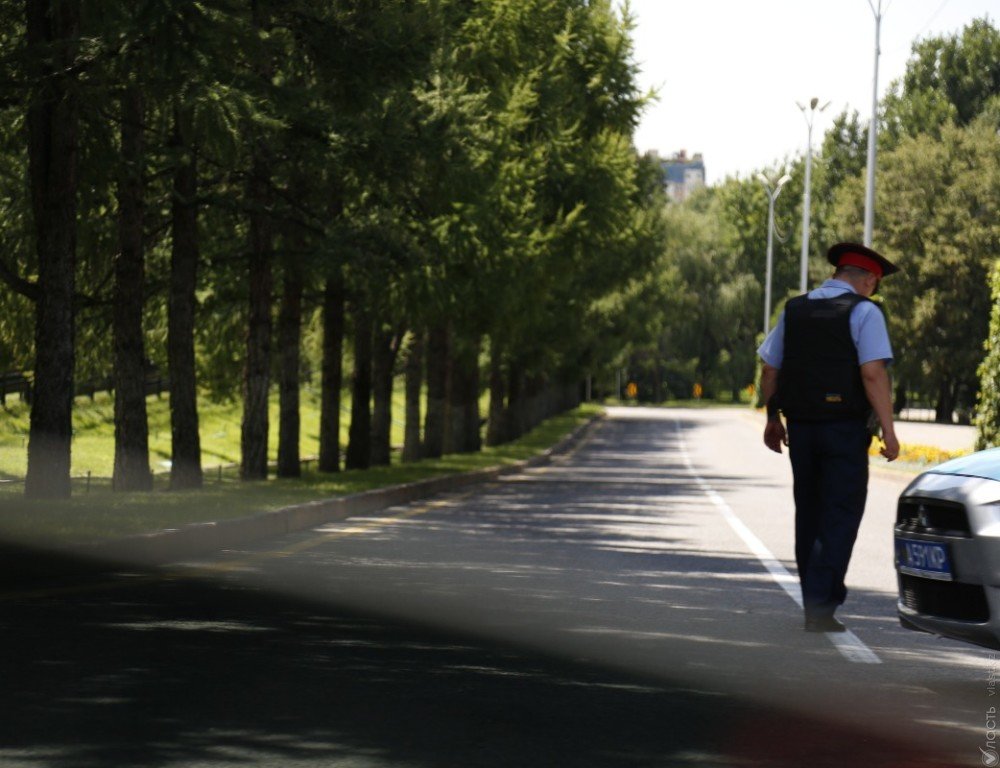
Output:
top-left (0, 391), bottom-right (602, 545)
top-left (0, 386), bottom-right (381, 481)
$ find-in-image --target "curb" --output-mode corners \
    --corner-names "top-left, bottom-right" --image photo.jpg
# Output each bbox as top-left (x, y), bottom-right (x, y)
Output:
top-left (74, 413), bottom-right (605, 567)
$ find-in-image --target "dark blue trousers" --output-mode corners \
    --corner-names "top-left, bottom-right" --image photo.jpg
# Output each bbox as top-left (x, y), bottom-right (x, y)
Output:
top-left (787, 419), bottom-right (870, 618)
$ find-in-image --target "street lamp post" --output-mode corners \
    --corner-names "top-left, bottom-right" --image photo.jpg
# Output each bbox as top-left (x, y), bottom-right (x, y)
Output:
top-left (758, 172), bottom-right (792, 337)
top-left (797, 97), bottom-right (830, 293)
top-left (864, 0), bottom-right (885, 247)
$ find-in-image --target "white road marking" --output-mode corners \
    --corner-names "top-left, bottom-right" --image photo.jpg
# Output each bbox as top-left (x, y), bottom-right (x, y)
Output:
top-left (673, 419), bottom-right (882, 665)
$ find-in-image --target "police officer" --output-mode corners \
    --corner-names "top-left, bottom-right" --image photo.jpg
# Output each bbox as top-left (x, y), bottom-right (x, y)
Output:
top-left (757, 242), bottom-right (900, 633)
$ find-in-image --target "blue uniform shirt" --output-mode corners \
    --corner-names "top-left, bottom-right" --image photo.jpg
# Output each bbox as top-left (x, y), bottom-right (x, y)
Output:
top-left (757, 279), bottom-right (893, 368)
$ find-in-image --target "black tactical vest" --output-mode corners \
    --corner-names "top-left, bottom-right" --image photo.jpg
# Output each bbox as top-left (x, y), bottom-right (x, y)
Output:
top-left (776, 293), bottom-right (871, 421)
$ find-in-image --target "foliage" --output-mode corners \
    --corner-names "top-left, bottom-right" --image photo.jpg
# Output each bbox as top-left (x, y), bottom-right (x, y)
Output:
top-left (867, 440), bottom-right (968, 466)
top-left (976, 261), bottom-right (1000, 449)
top-left (4, 5), bottom-right (998, 492)
top-left (647, 17), bottom-right (1000, 423)
top-left (850, 117), bottom-right (1000, 417)
top-left (0, 0), bottom-right (658, 494)
top-left (882, 18), bottom-right (1000, 143)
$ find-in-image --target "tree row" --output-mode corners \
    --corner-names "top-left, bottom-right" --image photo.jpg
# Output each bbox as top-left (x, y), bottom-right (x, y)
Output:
top-left (623, 18), bottom-right (1000, 427)
top-left (0, 0), bottom-right (665, 497)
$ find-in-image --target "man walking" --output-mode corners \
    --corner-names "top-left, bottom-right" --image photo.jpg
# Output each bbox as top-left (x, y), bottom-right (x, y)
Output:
top-left (758, 242), bottom-right (900, 633)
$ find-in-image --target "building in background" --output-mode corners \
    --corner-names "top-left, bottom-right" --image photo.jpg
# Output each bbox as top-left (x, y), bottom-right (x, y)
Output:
top-left (653, 150), bottom-right (706, 203)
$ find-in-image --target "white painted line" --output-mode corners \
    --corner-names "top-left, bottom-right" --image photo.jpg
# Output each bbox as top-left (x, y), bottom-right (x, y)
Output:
top-left (673, 420), bottom-right (881, 665)
top-left (826, 632), bottom-right (883, 664)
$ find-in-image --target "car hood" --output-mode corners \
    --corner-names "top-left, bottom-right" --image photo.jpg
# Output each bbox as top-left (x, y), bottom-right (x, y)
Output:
top-left (926, 447), bottom-right (1000, 482)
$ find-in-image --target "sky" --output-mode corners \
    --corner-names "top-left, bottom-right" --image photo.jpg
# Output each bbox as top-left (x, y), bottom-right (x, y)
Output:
top-left (626, 0), bottom-right (998, 185)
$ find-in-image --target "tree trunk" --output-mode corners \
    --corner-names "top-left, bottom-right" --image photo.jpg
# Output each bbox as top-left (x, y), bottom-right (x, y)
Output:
top-left (112, 85), bottom-right (152, 492)
top-left (446, 334), bottom-right (480, 454)
top-left (462, 346), bottom-right (481, 452)
top-left (240, 152), bottom-right (273, 480)
top-left (486, 339), bottom-right (506, 447)
top-left (318, 274), bottom-right (345, 472)
top-left (370, 325), bottom-right (398, 466)
top-left (935, 380), bottom-right (956, 424)
top-left (505, 362), bottom-right (525, 442)
top-left (524, 376), bottom-right (542, 429)
top-left (531, 375), bottom-right (550, 426)
top-left (276, 264), bottom-right (303, 477)
top-left (167, 103), bottom-right (203, 490)
top-left (24, 0), bottom-right (81, 499)
top-left (423, 324), bottom-right (449, 458)
top-left (402, 331), bottom-right (423, 462)
top-left (345, 304), bottom-right (373, 470)
top-left (570, 380), bottom-right (582, 410)
top-left (893, 381), bottom-right (907, 416)
top-left (240, 2), bottom-right (274, 481)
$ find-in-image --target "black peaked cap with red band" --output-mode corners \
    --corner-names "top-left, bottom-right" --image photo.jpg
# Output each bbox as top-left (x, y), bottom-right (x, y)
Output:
top-left (826, 242), bottom-right (900, 279)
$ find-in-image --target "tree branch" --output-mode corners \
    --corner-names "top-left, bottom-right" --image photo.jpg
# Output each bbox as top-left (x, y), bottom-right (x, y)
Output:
top-left (0, 257), bottom-right (39, 302)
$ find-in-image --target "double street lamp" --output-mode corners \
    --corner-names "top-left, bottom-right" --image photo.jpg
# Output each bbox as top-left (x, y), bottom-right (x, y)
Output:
top-left (797, 97), bottom-right (830, 293)
top-left (758, 171), bottom-right (792, 337)
top-left (864, 0), bottom-right (885, 247)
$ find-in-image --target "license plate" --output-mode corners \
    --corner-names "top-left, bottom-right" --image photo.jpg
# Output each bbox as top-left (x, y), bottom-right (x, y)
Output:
top-left (895, 537), bottom-right (953, 581)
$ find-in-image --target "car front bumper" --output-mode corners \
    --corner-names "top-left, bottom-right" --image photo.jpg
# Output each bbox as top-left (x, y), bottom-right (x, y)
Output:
top-left (895, 471), bottom-right (1000, 650)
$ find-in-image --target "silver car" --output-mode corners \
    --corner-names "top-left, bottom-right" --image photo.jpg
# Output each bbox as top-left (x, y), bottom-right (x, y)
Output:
top-left (896, 448), bottom-right (1000, 649)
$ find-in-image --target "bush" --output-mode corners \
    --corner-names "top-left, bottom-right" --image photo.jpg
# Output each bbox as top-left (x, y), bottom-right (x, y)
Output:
top-left (974, 260), bottom-right (1000, 450)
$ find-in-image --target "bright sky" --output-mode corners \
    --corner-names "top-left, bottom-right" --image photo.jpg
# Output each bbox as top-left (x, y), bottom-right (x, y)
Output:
top-left (626, 0), bottom-right (998, 185)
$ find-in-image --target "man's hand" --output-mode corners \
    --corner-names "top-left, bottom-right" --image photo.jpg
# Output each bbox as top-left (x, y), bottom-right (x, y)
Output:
top-left (880, 432), bottom-right (900, 462)
top-left (861, 359), bottom-right (899, 462)
top-left (764, 419), bottom-right (787, 453)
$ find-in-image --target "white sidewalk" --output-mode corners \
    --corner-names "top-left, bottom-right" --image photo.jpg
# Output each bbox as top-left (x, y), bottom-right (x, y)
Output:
top-left (892, 419), bottom-right (976, 452)
top-left (741, 405), bottom-right (977, 453)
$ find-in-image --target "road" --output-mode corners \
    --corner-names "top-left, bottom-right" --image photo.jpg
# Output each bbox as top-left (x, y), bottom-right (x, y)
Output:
top-left (0, 406), bottom-right (992, 767)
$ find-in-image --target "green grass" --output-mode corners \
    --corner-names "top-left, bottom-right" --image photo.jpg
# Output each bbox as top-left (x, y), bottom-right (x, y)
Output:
top-left (0, 385), bottom-right (402, 480)
top-left (0, 394), bottom-right (602, 546)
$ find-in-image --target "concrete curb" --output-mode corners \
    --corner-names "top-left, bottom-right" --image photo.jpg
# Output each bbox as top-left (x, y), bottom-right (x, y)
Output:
top-left (74, 414), bottom-right (605, 567)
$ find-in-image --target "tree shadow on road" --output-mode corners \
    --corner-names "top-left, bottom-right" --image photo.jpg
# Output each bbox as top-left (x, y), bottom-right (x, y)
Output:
top-left (0, 410), bottom-right (978, 768)
top-left (0, 544), bottom-right (961, 768)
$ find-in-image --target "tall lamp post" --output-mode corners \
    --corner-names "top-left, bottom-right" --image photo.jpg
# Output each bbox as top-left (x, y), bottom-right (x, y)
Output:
top-left (864, 0), bottom-right (885, 247)
top-left (797, 97), bottom-right (830, 293)
top-left (758, 172), bottom-right (792, 336)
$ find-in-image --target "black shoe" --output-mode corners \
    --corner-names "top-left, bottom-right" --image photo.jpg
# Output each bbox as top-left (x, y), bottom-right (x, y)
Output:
top-left (804, 615), bottom-right (847, 633)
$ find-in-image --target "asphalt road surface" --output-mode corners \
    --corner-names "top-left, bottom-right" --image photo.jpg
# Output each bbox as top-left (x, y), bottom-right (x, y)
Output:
top-left (0, 407), bottom-right (992, 768)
